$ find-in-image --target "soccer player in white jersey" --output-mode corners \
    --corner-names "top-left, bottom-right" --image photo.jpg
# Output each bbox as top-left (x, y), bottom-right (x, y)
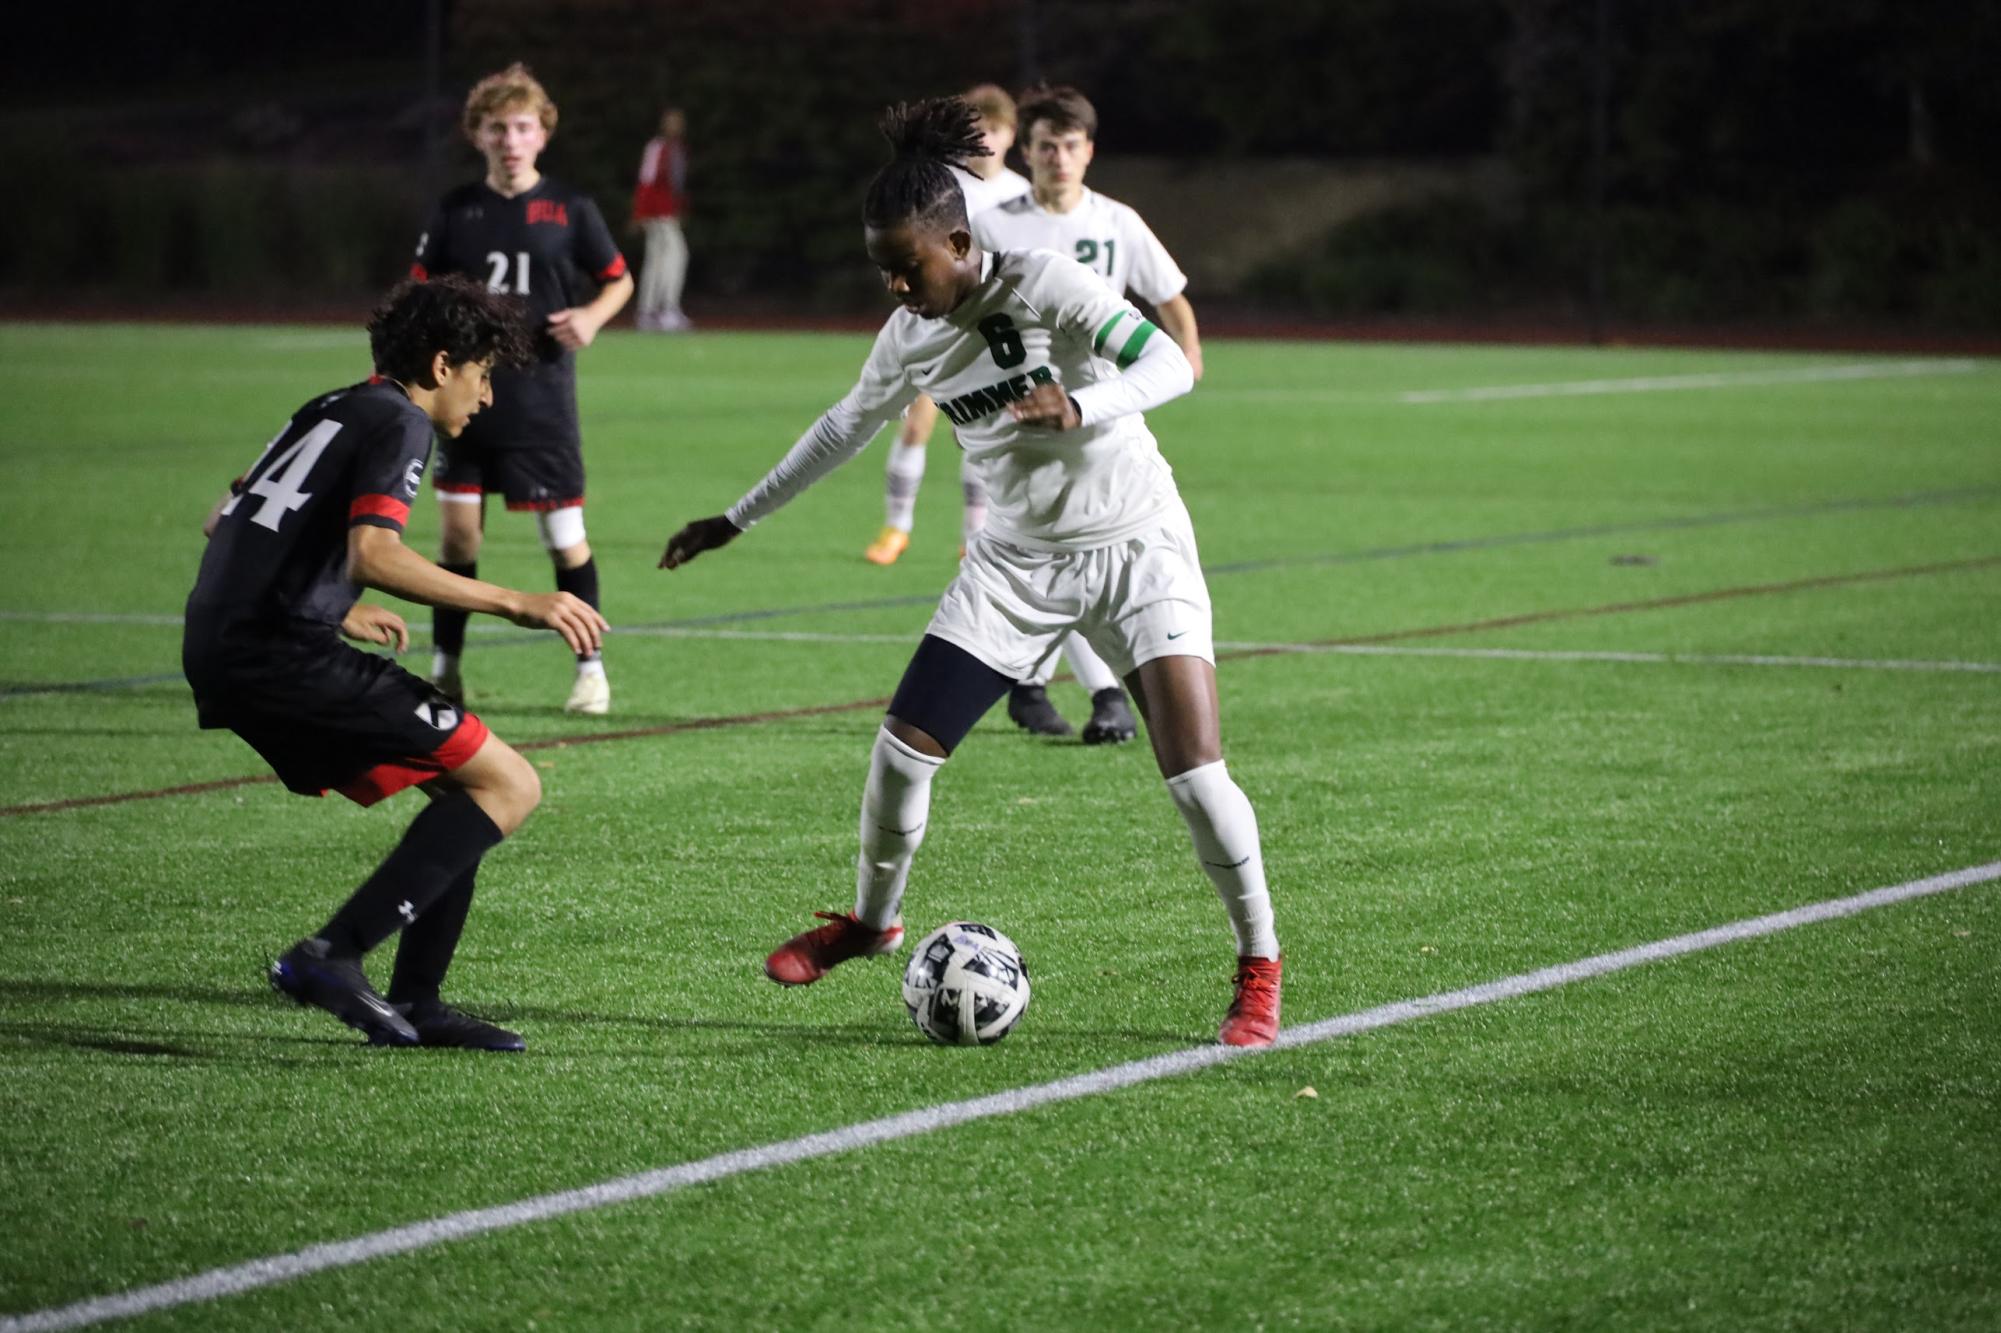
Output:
top-left (975, 85), bottom-right (1204, 378)
top-left (660, 98), bottom-right (1281, 1047)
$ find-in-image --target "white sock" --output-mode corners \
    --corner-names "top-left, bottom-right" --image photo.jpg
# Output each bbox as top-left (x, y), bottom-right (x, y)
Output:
top-left (576, 658), bottom-right (606, 679)
top-left (1165, 760), bottom-right (1279, 959)
top-left (855, 727), bottom-right (945, 929)
top-left (1061, 634), bottom-right (1120, 693)
top-left (884, 441), bottom-right (927, 532)
top-left (432, 651), bottom-right (460, 679)
top-left (960, 456), bottom-right (988, 544)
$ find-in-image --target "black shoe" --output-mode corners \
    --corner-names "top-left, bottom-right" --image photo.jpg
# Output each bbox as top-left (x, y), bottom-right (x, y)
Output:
top-left (269, 938), bottom-right (419, 1045)
top-left (1081, 687), bottom-right (1138, 745)
top-left (382, 999), bottom-right (526, 1051)
top-left (1007, 685), bottom-right (1074, 737)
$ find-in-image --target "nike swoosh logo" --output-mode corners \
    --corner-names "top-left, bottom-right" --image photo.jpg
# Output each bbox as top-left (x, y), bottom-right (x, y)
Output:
top-left (1166, 630), bottom-right (1188, 640)
top-left (1204, 856), bottom-right (1252, 870)
top-left (878, 821), bottom-right (926, 836)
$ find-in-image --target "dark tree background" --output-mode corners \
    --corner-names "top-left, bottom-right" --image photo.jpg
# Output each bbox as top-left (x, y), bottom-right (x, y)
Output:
top-left (3, 0), bottom-right (1995, 327)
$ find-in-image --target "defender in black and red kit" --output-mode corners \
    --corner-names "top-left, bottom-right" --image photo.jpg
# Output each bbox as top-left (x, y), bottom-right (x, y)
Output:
top-left (185, 276), bottom-right (608, 1051)
top-left (412, 62), bottom-right (633, 716)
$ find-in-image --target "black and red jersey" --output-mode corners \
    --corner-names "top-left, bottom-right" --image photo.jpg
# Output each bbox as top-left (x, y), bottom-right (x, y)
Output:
top-left (412, 177), bottom-right (624, 452)
top-left (184, 380), bottom-right (431, 653)
top-left (412, 177), bottom-right (626, 365)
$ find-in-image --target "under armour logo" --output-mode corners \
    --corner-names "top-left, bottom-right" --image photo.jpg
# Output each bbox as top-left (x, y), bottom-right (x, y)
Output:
top-left (397, 900), bottom-right (417, 924)
top-left (415, 700), bottom-right (459, 730)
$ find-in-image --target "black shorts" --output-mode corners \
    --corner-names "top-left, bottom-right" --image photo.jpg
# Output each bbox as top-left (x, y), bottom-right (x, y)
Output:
top-left (186, 636), bottom-right (490, 806)
top-left (436, 440), bottom-right (586, 512)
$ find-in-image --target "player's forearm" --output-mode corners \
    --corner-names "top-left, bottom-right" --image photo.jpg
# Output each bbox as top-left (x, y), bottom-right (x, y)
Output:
top-left (586, 273), bottom-right (635, 323)
top-left (1155, 295), bottom-right (1203, 373)
top-left (726, 401), bottom-right (893, 529)
top-left (1072, 325), bottom-right (1194, 426)
top-left (347, 532), bottom-right (522, 618)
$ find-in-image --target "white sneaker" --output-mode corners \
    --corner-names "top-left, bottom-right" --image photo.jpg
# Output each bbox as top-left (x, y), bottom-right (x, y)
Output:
top-left (564, 669), bottom-right (610, 716)
top-left (659, 310), bottom-right (693, 332)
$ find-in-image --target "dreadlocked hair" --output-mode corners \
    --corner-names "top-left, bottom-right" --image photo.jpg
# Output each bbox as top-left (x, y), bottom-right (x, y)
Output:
top-left (863, 97), bottom-right (990, 232)
top-left (369, 275), bottom-right (534, 388)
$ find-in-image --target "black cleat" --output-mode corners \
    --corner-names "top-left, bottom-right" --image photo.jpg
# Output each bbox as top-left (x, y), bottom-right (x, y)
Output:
top-left (269, 938), bottom-right (419, 1045)
top-left (382, 1000), bottom-right (526, 1052)
top-left (1007, 685), bottom-right (1074, 737)
top-left (1081, 687), bottom-right (1138, 745)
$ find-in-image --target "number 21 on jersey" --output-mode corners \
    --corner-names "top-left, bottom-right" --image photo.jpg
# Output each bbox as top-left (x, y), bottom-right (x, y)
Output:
top-left (1074, 238), bottom-right (1116, 277)
top-left (484, 250), bottom-right (531, 295)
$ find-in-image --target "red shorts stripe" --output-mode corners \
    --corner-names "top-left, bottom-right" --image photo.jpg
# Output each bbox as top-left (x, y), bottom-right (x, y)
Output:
top-left (435, 482), bottom-right (484, 496)
top-left (599, 255), bottom-right (628, 281)
top-left (503, 495), bottom-right (585, 513)
top-left (333, 712), bottom-right (491, 807)
top-left (349, 494), bottom-right (411, 525)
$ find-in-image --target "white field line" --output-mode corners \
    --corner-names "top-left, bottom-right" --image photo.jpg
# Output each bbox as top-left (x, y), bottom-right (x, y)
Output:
top-left (6, 859), bottom-right (1998, 1333)
top-left (2, 610), bottom-right (1996, 675)
top-left (1396, 358), bottom-right (1981, 404)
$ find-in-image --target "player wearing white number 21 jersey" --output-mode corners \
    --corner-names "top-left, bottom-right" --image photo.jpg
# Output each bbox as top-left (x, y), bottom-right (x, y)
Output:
top-left (660, 98), bottom-right (1281, 1048)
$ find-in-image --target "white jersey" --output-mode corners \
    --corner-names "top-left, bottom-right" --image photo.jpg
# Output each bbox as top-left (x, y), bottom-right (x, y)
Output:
top-left (950, 163), bottom-right (1030, 219)
top-left (972, 187), bottom-right (1187, 305)
top-left (728, 249), bottom-right (1194, 552)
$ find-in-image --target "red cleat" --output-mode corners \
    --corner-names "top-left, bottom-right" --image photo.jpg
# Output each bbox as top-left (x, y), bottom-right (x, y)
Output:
top-left (1219, 954), bottom-right (1282, 1047)
top-left (764, 911), bottom-right (905, 986)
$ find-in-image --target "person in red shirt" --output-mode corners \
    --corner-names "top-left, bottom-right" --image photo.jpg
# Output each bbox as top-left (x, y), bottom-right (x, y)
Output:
top-left (632, 108), bottom-right (691, 332)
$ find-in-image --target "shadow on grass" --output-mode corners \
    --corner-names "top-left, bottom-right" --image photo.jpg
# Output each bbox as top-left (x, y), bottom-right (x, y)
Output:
top-left (0, 977), bottom-right (1198, 1049)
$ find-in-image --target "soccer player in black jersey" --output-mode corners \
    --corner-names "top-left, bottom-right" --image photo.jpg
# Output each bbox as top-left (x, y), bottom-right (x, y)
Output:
top-left (184, 276), bottom-right (608, 1050)
top-left (412, 63), bottom-right (633, 716)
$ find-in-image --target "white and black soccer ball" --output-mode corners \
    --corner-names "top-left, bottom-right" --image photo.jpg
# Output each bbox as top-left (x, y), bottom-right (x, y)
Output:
top-left (901, 921), bottom-right (1030, 1046)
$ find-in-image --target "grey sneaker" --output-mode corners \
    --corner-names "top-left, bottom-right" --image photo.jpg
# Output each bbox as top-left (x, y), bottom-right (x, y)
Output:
top-left (1006, 685), bottom-right (1073, 737)
top-left (1081, 688), bottom-right (1138, 745)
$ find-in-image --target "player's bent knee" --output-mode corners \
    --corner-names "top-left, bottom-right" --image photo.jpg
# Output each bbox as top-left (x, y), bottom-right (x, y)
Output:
top-left (450, 734), bottom-right (541, 833)
top-left (537, 506), bottom-right (587, 554)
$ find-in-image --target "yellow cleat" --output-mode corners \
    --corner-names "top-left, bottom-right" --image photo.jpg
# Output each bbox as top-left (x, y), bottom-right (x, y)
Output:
top-left (864, 525), bottom-right (910, 566)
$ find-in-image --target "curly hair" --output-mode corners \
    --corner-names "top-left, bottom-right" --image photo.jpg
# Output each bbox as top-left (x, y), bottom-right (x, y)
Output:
top-left (367, 275), bottom-right (533, 388)
top-left (862, 97), bottom-right (989, 233)
top-left (462, 62), bottom-right (558, 142)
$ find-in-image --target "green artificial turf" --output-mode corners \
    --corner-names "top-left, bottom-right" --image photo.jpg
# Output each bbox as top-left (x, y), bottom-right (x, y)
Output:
top-left (1, 325), bottom-right (1997, 1329)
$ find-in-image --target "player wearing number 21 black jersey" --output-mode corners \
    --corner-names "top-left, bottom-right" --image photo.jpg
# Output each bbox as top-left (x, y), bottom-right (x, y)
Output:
top-left (660, 100), bottom-right (1282, 1047)
top-left (412, 63), bottom-right (632, 716)
top-left (184, 276), bottom-right (608, 1050)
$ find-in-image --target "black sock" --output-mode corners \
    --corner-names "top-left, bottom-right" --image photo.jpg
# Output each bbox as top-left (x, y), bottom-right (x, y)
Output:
top-left (434, 561), bottom-right (478, 657)
top-left (319, 791), bottom-right (504, 958)
top-left (388, 865), bottom-right (478, 1007)
top-left (554, 557), bottom-right (601, 663)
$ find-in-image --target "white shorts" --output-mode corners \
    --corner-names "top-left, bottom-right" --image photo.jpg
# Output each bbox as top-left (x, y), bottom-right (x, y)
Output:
top-left (925, 506), bottom-right (1215, 682)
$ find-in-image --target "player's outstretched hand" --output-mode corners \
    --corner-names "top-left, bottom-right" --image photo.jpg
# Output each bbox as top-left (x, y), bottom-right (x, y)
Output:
top-left (509, 591), bottom-right (608, 657)
top-left (547, 308), bottom-right (602, 351)
top-left (1010, 383), bottom-right (1081, 431)
top-left (659, 515), bottom-right (743, 570)
top-left (340, 603), bottom-right (410, 653)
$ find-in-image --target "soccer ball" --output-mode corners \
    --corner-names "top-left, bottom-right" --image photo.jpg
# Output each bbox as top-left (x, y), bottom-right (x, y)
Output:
top-left (901, 921), bottom-right (1031, 1046)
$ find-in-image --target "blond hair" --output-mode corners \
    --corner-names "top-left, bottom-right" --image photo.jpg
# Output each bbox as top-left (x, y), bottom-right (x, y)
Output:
top-left (961, 83), bottom-right (1017, 129)
top-left (462, 63), bottom-right (558, 142)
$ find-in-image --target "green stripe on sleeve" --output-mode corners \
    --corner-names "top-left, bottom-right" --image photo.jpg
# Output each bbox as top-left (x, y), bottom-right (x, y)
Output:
top-left (1115, 321), bottom-right (1158, 368)
top-left (1092, 312), bottom-right (1126, 354)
